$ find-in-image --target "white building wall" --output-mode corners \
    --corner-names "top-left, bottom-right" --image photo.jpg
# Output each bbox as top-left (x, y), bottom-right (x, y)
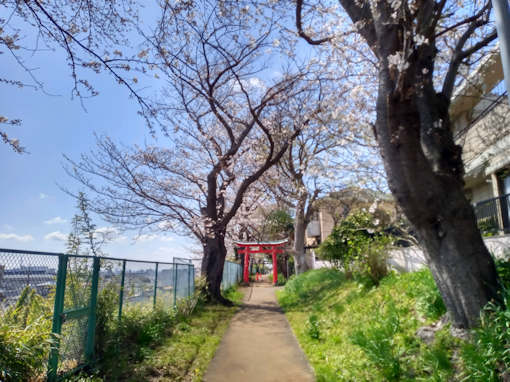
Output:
top-left (470, 181), bottom-right (495, 204)
top-left (314, 235), bottom-right (510, 272)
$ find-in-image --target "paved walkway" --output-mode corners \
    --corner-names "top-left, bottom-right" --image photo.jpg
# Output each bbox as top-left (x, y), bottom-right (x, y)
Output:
top-left (203, 284), bottom-right (315, 382)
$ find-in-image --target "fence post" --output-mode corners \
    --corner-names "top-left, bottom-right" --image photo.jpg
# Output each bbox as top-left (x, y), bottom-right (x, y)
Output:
top-left (153, 262), bottom-right (159, 307)
top-left (118, 260), bottom-right (126, 320)
top-left (85, 257), bottom-right (100, 362)
top-left (47, 254), bottom-right (68, 381)
top-left (173, 263), bottom-right (178, 307)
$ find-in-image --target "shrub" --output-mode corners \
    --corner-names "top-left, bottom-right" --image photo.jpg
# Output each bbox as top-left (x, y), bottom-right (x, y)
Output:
top-left (94, 284), bottom-right (119, 357)
top-left (317, 210), bottom-right (392, 285)
top-left (0, 286), bottom-right (53, 381)
top-left (96, 278), bottom-right (207, 375)
top-left (355, 236), bottom-right (392, 286)
top-left (268, 272), bottom-right (287, 286)
top-left (276, 273), bottom-right (287, 286)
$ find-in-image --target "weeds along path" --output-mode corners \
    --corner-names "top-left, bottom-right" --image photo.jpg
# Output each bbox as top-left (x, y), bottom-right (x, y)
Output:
top-left (203, 284), bottom-right (315, 382)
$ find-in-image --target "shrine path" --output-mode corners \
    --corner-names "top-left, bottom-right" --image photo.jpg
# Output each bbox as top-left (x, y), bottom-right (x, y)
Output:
top-left (203, 283), bottom-right (315, 382)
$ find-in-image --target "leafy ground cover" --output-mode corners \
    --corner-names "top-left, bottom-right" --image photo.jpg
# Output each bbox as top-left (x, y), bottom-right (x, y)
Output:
top-left (277, 267), bottom-right (510, 382)
top-left (0, 282), bottom-right (242, 382)
top-left (0, 287), bottom-right (54, 381)
top-left (79, 287), bottom-right (243, 382)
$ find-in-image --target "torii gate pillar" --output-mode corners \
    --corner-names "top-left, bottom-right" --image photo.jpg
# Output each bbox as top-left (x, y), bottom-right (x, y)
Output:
top-left (243, 249), bottom-right (250, 284)
top-left (271, 247), bottom-right (278, 285)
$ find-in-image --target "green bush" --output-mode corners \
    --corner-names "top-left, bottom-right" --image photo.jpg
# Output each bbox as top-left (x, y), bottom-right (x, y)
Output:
top-left (0, 286), bottom-right (53, 381)
top-left (317, 210), bottom-right (392, 285)
top-left (94, 284), bottom-right (119, 357)
top-left (276, 273), bottom-right (287, 286)
top-left (96, 279), bottom-right (207, 376)
top-left (268, 272), bottom-right (287, 286)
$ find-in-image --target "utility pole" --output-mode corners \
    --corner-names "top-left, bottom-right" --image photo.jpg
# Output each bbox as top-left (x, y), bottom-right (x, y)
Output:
top-left (492, 0), bottom-right (510, 100)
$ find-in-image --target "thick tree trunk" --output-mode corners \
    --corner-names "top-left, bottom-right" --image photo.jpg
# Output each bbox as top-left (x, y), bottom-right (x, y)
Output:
top-left (294, 200), bottom-right (311, 274)
top-left (375, 61), bottom-right (501, 328)
top-left (200, 233), bottom-right (232, 305)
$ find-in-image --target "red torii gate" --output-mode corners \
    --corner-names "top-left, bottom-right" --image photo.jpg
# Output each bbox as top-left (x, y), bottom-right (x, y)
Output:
top-left (235, 239), bottom-right (288, 285)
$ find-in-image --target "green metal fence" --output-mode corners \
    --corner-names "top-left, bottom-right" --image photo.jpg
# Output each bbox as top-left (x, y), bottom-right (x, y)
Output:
top-left (221, 260), bottom-right (242, 290)
top-left (0, 248), bottom-right (195, 381)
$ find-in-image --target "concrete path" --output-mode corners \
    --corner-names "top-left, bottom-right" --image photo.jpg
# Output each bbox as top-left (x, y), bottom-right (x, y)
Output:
top-left (203, 284), bottom-right (315, 382)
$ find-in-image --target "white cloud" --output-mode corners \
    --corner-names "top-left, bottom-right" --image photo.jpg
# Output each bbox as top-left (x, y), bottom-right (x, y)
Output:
top-left (44, 216), bottom-right (67, 225)
top-left (136, 234), bottom-right (159, 242)
top-left (248, 77), bottom-right (265, 89)
top-left (39, 193), bottom-right (49, 199)
top-left (95, 226), bottom-right (119, 235)
top-left (135, 233), bottom-right (173, 242)
top-left (0, 233), bottom-right (34, 242)
top-left (157, 221), bottom-right (173, 230)
top-left (95, 226), bottom-right (127, 242)
top-left (44, 231), bottom-right (67, 241)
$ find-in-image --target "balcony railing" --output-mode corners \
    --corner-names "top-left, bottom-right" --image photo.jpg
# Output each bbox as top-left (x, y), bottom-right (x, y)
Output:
top-left (473, 193), bottom-right (510, 235)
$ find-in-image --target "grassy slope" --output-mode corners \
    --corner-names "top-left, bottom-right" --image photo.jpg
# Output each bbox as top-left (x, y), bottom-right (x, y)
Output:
top-left (277, 269), bottom-right (459, 382)
top-left (82, 288), bottom-right (243, 382)
top-left (128, 288), bottom-right (243, 382)
top-left (124, 304), bottom-right (238, 381)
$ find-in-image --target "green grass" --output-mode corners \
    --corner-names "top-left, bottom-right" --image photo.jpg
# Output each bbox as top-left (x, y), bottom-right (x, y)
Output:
top-left (91, 287), bottom-right (243, 382)
top-left (277, 269), bottom-right (458, 382)
top-left (278, 267), bottom-right (510, 382)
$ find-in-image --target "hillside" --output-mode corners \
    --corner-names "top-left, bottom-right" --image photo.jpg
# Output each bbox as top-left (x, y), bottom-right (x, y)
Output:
top-left (277, 268), bottom-right (510, 382)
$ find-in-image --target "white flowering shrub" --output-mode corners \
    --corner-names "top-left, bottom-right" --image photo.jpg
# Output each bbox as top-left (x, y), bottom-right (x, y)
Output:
top-left (317, 210), bottom-right (393, 285)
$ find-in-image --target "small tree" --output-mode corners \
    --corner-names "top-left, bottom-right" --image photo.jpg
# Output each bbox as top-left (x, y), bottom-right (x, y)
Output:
top-left (65, 192), bottom-right (112, 308)
top-left (66, 192), bottom-right (109, 257)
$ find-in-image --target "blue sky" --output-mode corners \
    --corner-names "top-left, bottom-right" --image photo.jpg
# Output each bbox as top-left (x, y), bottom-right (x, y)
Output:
top-left (0, 32), bottom-right (197, 262)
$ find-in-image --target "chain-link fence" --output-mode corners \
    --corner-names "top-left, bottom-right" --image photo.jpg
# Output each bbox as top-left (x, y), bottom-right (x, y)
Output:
top-left (0, 248), bottom-right (195, 381)
top-left (221, 260), bottom-right (242, 290)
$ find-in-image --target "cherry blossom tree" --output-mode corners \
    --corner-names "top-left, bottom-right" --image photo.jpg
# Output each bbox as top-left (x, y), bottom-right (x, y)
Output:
top-left (257, 71), bottom-right (384, 274)
top-left (65, 1), bottom-right (320, 303)
top-left (295, 0), bottom-right (501, 327)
